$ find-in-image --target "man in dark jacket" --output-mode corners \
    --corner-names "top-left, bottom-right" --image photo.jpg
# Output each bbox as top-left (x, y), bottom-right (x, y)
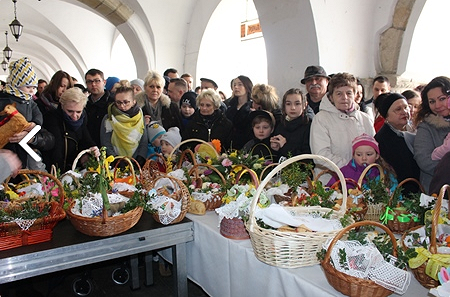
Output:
top-left (85, 69), bottom-right (115, 147)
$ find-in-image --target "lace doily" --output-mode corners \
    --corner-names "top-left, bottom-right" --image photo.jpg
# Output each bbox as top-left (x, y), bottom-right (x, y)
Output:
top-left (14, 218), bottom-right (37, 230)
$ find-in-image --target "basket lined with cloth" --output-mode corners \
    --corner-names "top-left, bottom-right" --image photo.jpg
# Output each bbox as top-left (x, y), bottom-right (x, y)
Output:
top-left (321, 220), bottom-right (410, 297)
top-left (0, 170), bottom-right (66, 251)
top-left (65, 148), bottom-right (144, 237)
top-left (216, 165), bottom-right (261, 240)
top-left (401, 184), bottom-right (450, 289)
top-left (145, 174), bottom-right (190, 225)
top-left (247, 154), bottom-right (354, 268)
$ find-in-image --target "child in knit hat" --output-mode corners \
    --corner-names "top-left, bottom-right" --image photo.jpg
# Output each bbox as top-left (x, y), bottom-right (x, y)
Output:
top-left (180, 91), bottom-right (197, 129)
top-left (147, 121), bottom-right (166, 158)
top-left (160, 127), bottom-right (182, 157)
top-left (327, 133), bottom-right (397, 192)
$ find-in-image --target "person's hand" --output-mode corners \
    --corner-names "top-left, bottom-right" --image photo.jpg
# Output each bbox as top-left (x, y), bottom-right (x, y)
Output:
top-left (144, 115), bottom-right (151, 125)
top-left (9, 130), bottom-right (28, 143)
top-left (23, 122), bottom-right (36, 132)
top-left (90, 146), bottom-right (100, 158)
top-left (0, 149), bottom-right (21, 177)
top-left (270, 135), bottom-right (286, 149)
top-left (431, 136), bottom-right (450, 160)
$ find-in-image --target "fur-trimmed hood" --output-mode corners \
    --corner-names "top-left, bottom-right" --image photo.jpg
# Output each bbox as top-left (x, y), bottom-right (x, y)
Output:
top-left (135, 92), bottom-right (171, 109)
top-left (158, 93), bottom-right (171, 108)
top-left (424, 113), bottom-right (450, 129)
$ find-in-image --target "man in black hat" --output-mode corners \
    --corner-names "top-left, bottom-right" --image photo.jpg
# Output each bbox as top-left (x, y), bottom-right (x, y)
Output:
top-left (200, 77), bottom-right (218, 91)
top-left (199, 77), bottom-right (227, 113)
top-left (301, 65), bottom-right (330, 117)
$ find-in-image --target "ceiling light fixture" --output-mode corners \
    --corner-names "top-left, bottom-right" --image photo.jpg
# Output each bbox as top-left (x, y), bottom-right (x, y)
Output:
top-left (9, 0), bottom-right (23, 42)
top-left (3, 31), bottom-right (12, 62)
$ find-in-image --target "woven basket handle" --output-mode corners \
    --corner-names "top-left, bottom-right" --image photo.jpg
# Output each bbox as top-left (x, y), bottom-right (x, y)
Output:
top-left (113, 156), bottom-right (140, 185)
top-left (250, 142), bottom-right (274, 162)
top-left (188, 163), bottom-right (226, 185)
top-left (168, 138), bottom-right (219, 162)
top-left (16, 169), bottom-right (65, 205)
top-left (259, 162), bottom-right (279, 181)
top-left (430, 184), bottom-right (450, 254)
top-left (72, 149), bottom-right (96, 172)
top-left (323, 220), bottom-right (397, 264)
top-left (234, 165), bottom-right (260, 188)
top-left (177, 149), bottom-right (197, 168)
top-left (388, 178), bottom-right (425, 207)
top-left (249, 154), bottom-right (348, 232)
top-left (331, 178), bottom-right (361, 191)
top-left (357, 163), bottom-right (385, 188)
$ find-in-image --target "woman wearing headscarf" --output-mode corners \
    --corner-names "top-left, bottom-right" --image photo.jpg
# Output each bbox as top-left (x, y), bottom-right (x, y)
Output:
top-left (0, 57), bottom-right (54, 170)
top-left (43, 87), bottom-right (99, 172)
top-left (100, 82), bottom-right (148, 167)
top-left (374, 92), bottom-right (420, 193)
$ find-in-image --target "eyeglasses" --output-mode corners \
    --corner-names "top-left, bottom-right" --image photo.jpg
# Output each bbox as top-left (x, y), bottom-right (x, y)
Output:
top-left (392, 105), bottom-right (410, 114)
top-left (86, 79), bottom-right (103, 85)
top-left (115, 100), bottom-right (132, 106)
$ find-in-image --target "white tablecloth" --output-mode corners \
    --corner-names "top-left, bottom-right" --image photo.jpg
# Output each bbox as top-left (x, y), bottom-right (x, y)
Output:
top-left (162, 211), bottom-right (429, 297)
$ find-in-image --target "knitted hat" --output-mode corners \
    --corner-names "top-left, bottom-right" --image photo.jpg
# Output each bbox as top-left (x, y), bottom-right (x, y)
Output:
top-left (8, 57), bottom-right (38, 87)
top-left (180, 91), bottom-right (197, 109)
top-left (147, 121), bottom-right (166, 143)
top-left (161, 127), bottom-right (182, 148)
top-left (352, 133), bottom-right (379, 154)
top-left (105, 76), bottom-right (120, 91)
top-left (377, 92), bottom-right (406, 118)
top-left (130, 78), bottom-right (144, 90)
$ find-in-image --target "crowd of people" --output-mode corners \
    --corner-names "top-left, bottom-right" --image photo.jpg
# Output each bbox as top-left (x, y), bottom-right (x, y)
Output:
top-left (1, 57), bottom-right (449, 196)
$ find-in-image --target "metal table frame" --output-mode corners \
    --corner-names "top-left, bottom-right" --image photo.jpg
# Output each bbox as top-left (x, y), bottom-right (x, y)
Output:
top-left (0, 212), bottom-right (193, 297)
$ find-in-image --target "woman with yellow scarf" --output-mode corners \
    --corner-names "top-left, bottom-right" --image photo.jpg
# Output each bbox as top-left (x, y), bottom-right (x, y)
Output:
top-left (100, 82), bottom-right (148, 167)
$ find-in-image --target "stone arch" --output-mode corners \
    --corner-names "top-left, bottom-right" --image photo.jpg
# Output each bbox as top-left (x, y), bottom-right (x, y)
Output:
top-left (378, 0), bottom-right (427, 86)
top-left (75, 0), bottom-right (155, 77)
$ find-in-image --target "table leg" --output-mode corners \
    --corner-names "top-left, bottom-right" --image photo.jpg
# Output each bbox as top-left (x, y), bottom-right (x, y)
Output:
top-left (129, 254), bottom-right (140, 290)
top-left (172, 243), bottom-right (188, 297)
top-left (144, 252), bottom-right (153, 286)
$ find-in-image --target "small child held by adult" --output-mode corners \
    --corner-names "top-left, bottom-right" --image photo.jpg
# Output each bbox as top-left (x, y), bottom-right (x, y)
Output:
top-left (242, 110), bottom-right (278, 161)
top-left (327, 133), bottom-right (398, 192)
top-left (160, 127), bottom-right (182, 158)
top-left (147, 121), bottom-right (166, 158)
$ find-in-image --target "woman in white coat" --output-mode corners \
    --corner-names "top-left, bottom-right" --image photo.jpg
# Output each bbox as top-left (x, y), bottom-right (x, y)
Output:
top-left (310, 72), bottom-right (375, 170)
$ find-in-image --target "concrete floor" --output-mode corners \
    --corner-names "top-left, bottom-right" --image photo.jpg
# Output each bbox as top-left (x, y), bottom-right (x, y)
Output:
top-left (0, 256), bottom-right (208, 297)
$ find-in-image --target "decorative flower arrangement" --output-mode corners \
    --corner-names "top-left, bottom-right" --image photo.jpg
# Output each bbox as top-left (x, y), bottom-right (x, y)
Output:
top-left (65, 147), bottom-right (145, 218)
top-left (216, 184), bottom-right (270, 223)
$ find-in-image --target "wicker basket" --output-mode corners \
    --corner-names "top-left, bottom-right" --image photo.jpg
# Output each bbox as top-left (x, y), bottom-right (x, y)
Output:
top-left (247, 154), bottom-right (352, 268)
top-left (66, 151), bottom-right (144, 237)
top-left (111, 156), bottom-right (141, 198)
top-left (141, 153), bottom-right (167, 190)
top-left (219, 166), bottom-right (259, 240)
top-left (321, 221), bottom-right (397, 297)
top-left (401, 184), bottom-right (450, 289)
top-left (330, 177), bottom-right (368, 222)
top-left (382, 178), bottom-right (424, 234)
top-left (188, 163), bottom-right (226, 210)
top-left (0, 170), bottom-right (66, 251)
top-left (358, 163), bottom-right (386, 222)
top-left (147, 175), bottom-right (190, 224)
top-left (168, 138), bottom-right (219, 166)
